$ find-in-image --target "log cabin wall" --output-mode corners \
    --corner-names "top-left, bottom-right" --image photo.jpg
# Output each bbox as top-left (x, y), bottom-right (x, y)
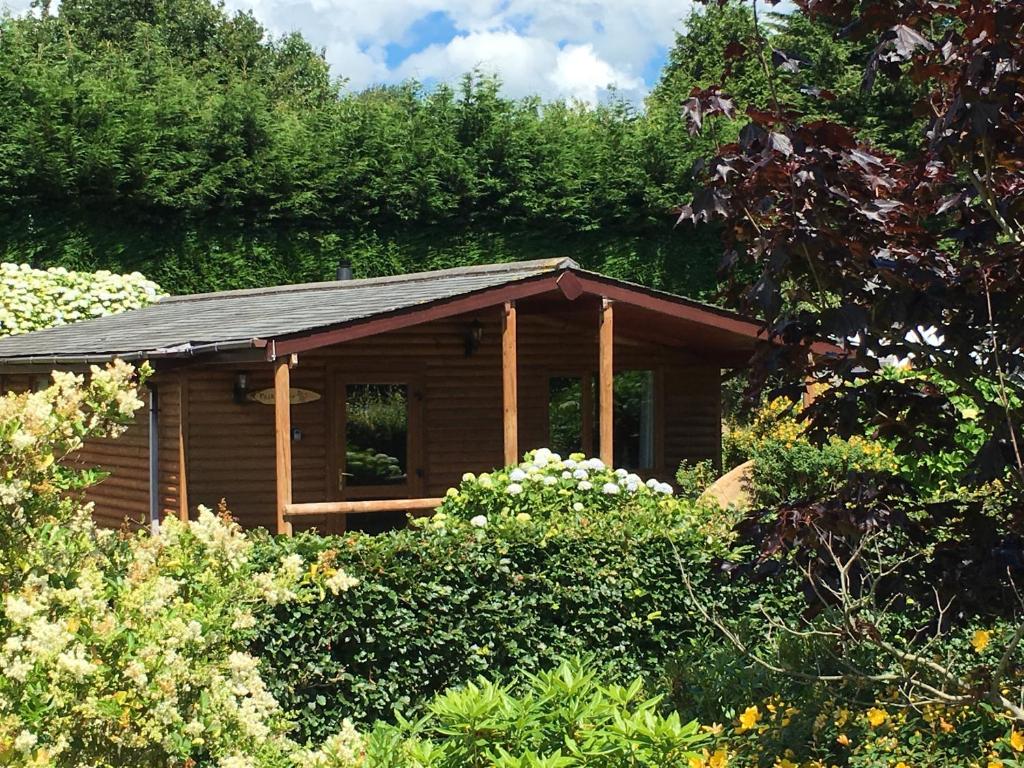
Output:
top-left (1, 306), bottom-right (724, 533)
top-left (0, 372), bottom-right (183, 529)
top-left (183, 309), bottom-right (723, 531)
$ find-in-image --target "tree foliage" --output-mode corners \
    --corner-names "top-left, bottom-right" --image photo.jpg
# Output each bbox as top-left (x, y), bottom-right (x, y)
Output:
top-left (677, 0), bottom-right (1024, 722)
top-left (0, 0), bottom-right (918, 296)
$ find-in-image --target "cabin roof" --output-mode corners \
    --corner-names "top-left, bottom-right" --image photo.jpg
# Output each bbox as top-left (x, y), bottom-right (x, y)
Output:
top-left (0, 258), bottom-right (769, 366)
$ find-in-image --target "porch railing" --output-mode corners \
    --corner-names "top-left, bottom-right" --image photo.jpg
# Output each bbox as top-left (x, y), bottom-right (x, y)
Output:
top-left (283, 497), bottom-right (445, 518)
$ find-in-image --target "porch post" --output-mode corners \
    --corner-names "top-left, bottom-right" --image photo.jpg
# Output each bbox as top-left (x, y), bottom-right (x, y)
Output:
top-left (274, 357), bottom-right (293, 536)
top-left (599, 298), bottom-right (614, 465)
top-left (502, 300), bottom-right (519, 467)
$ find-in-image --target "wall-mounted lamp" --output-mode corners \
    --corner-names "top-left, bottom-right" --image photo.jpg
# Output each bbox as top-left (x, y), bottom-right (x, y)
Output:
top-left (233, 372), bottom-right (249, 404)
top-left (464, 319), bottom-right (484, 357)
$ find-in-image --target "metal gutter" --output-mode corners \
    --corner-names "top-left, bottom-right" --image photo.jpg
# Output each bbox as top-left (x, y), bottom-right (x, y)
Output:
top-left (0, 338), bottom-right (266, 367)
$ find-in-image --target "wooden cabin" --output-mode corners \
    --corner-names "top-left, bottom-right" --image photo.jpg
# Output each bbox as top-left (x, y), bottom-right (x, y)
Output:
top-left (0, 258), bottom-right (767, 534)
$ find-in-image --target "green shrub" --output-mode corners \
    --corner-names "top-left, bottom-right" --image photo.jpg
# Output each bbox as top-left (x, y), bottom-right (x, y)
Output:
top-left (251, 450), bottom-right (734, 741)
top-left (674, 459), bottom-right (718, 500)
top-left (723, 397), bottom-right (898, 507)
top-left (365, 658), bottom-right (710, 768)
top-left (0, 263), bottom-right (164, 336)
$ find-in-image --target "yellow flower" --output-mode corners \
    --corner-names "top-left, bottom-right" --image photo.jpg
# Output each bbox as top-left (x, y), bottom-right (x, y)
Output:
top-left (867, 707), bottom-right (889, 727)
top-left (972, 629), bottom-right (992, 653)
top-left (895, 763), bottom-right (910, 768)
top-left (776, 760), bottom-right (798, 768)
top-left (940, 717), bottom-right (954, 733)
top-left (738, 705), bottom-right (761, 732)
top-left (709, 749), bottom-right (729, 768)
top-left (1010, 730), bottom-right (1024, 751)
top-left (989, 761), bottom-right (1003, 768)
top-left (837, 733), bottom-right (851, 747)
top-left (835, 708), bottom-right (850, 727)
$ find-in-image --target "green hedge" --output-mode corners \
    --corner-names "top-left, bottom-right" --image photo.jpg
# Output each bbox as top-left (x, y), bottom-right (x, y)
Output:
top-left (250, 455), bottom-right (731, 742)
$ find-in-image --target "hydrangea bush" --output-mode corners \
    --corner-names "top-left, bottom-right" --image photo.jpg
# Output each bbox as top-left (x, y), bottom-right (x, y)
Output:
top-left (0, 263), bottom-right (164, 336)
top-left (434, 448), bottom-right (676, 528)
top-left (0, 364), bottom-right (364, 768)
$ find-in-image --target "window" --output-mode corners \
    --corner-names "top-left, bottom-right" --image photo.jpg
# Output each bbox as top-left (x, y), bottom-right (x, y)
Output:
top-left (344, 384), bottom-right (408, 487)
top-left (613, 370), bottom-right (655, 470)
top-left (548, 376), bottom-right (586, 457)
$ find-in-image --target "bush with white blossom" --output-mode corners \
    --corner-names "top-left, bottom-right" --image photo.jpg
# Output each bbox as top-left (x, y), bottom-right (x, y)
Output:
top-left (0, 364), bottom-right (364, 768)
top-left (0, 263), bottom-right (164, 337)
top-left (432, 448), bottom-right (676, 531)
top-left (0, 359), bottom-right (149, 569)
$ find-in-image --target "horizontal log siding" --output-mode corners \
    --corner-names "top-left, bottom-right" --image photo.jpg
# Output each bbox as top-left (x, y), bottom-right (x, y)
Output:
top-left (1, 306), bottom-right (724, 532)
top-left (1, 372), bottom-right (185, 529)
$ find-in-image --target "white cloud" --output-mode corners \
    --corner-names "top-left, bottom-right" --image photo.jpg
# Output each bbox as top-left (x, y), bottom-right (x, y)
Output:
top-left (2, 0), bottom-right (697, 102)
top-left (550, 43), bottom-right (644, 104)
top-left (395, 30), bottom-right (641, 103)
top-left (225, 0), bottom-right (691, 100)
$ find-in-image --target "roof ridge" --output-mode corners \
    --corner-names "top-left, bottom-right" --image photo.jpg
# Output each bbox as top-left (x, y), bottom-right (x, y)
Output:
top-left (161, 257), bottom-right (579, 305)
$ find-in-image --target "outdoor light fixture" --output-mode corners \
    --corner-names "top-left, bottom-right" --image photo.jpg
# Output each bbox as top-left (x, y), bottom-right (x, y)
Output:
top-left (233, 372), bottom-right (249, 404)
top-left (464, 319), bottom-right (484, 357)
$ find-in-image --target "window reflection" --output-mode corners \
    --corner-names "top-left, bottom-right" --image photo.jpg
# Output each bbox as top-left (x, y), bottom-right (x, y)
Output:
top-left (345, 384), bottom-right (408, 486)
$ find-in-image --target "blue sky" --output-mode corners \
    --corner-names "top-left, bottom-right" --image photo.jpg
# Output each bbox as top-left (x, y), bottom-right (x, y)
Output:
top-left (2, 0), bottom-right (703, 103)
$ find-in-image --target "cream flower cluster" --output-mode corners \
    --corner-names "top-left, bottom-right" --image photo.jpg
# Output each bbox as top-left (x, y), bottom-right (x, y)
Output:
top-left (1, 360), bottom-right (146, 560)
top-left (0, 507), bottom-right (363, 768)
top-left (0, 262), bottom-right (164, 337)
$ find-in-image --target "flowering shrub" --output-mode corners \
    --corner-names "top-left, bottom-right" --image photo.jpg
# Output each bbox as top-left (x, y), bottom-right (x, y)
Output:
top-left (436, 448), bottom-right (676, 524)
top-left (718, 397), bottom-right (898, 508)
top-left (0, 364), bottom-right (364, 768)
top-left (0, 263), bottom-right (163, 336)
top-left (0, 360), bottom-right (149, 576)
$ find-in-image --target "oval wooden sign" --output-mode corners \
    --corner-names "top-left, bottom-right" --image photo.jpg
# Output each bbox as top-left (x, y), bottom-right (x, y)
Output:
top-left (248, 387), bottom-right (321, 405)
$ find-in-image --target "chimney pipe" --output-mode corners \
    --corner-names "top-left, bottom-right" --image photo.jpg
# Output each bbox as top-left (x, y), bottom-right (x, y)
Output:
top-left (335, 261), bottom-right (353, 281)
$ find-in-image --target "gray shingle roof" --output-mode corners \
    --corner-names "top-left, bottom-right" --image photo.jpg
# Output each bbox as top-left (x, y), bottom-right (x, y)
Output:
top-left (0, 258), bottom-right (578, 364)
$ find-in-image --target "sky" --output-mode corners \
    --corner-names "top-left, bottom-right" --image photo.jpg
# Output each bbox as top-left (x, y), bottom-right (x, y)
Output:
top-left (1, 0), bottom-right (709, 104)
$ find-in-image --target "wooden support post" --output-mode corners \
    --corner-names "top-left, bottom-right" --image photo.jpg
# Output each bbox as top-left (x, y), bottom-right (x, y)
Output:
top-left (502, 300), bottom-right (519, 467)
top-left (274, 357), bottom-right (293, 536)
top-left (599, 298), bottom-right (614, 466)
top-left (177, 375), bottom-right (189, 521)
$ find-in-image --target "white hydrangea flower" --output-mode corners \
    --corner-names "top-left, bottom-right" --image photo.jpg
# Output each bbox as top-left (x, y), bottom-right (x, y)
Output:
top-left (572, 502), bottom-right (585, 512)
top-left (470, 515), bottom-right (488, 528)
top-left (601, 482), bottom-right (621, 495)
top-left (542, 476), bottom-right (558, 486)
top-left (572, 468), bottom-right (588, 480)
top-left (577, 480), bottom-right (593, 491)
top-left (509, 468), bottom-right (527, 482)
top-left (506, 483), bottom-right (523, 495)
